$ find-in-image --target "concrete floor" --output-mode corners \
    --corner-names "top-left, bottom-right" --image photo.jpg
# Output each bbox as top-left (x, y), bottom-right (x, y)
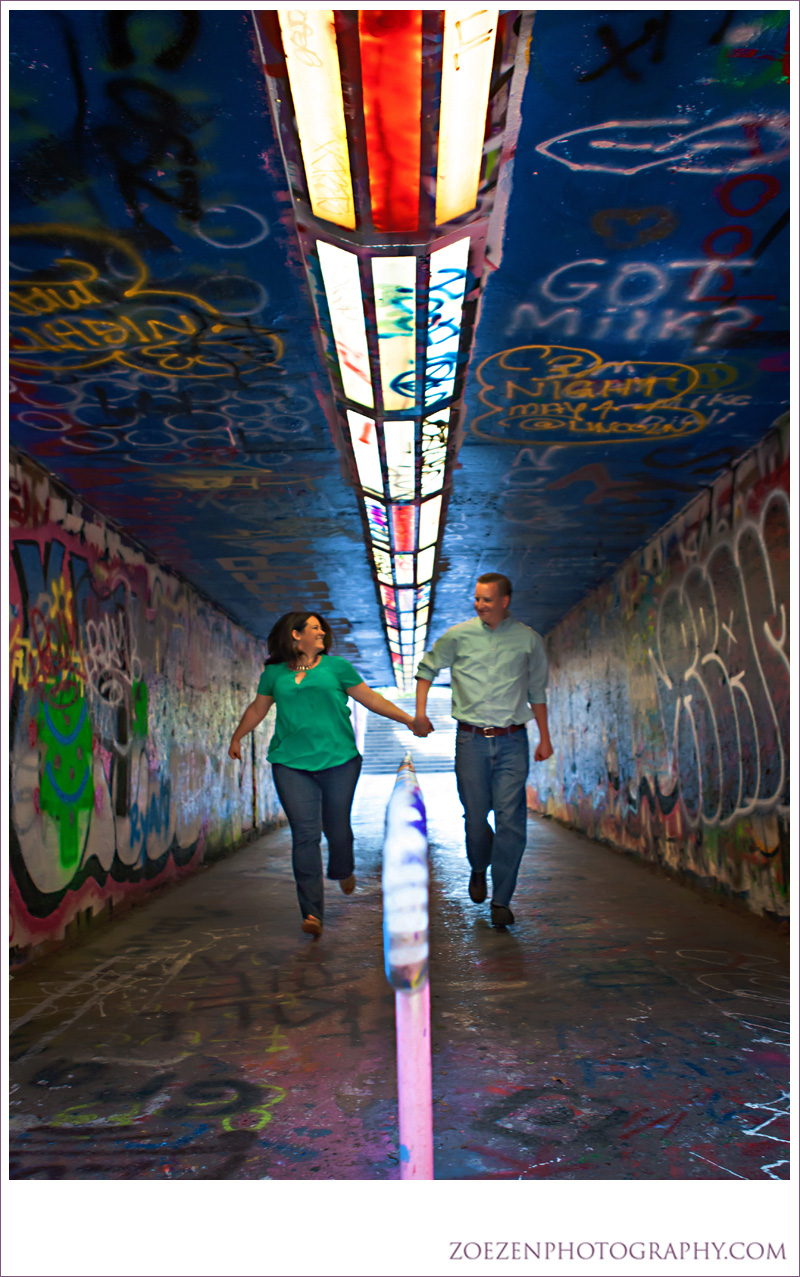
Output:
top-left (8, 773), bottom-right (789, 1181)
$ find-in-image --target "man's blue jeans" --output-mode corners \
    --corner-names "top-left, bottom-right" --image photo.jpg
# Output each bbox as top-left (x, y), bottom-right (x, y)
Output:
top-left (454, 727), bottom-right (530, 907)
top-left (272, 754), bottom-right (362, 921)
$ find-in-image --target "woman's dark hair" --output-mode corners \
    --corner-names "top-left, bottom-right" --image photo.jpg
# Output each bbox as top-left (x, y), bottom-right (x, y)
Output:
top-left (265, 611), bottom-right (334, 666)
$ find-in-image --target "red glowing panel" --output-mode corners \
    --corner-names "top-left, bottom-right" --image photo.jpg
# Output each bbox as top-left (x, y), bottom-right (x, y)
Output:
top-left (391, 505), bottom-right (416, 553)
top-left (358, 10), bottom-right (422, 232)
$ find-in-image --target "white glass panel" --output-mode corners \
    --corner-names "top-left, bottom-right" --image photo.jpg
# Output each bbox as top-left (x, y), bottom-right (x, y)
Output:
top-left (421, 411), bottom-right (449, 495)
top-left (435, 9), bottom-right (498, 224)
top-left (399, 611), bottom-right (415, 631)
top-left (348, 411), bottom-right (382, 495)
top-left (278, 9), bottom-right (355, 229)
top-left (364, 496), bottom-right (390, 546)
top-left (416, 545), bottom-right (435, 583)
top-left (394, 553), bottom-right (414, 585)
top-left (318, 241), bottom-right (373, 406)
top-left (416, 605), bottom-right (429, 627)
top-left (384, 420), bottom-right (416, 500)
top-left (397, 588), bottom-right (415, 614)
top-left (426, 237), bottom-right (469, 406)
top-left (419, 494), bottom-right (442, 548)
top-left (372, 256), bottom-right (416, 410)
top-left (372, 545), bottom-right (393, 583)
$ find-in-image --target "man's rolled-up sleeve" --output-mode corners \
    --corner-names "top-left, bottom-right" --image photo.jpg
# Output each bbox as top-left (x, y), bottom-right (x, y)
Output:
top-left (527, 637), bottom-right (548, 703)
top-left (416, 628), bottom-right (457, 681)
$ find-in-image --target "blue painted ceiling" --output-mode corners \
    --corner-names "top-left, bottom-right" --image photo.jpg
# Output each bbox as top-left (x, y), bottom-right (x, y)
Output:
top-left (9, 9), bottom-right (790, 683)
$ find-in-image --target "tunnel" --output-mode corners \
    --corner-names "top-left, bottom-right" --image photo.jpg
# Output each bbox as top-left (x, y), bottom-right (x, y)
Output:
top-left (6, 7), bottom-right (793, 1274)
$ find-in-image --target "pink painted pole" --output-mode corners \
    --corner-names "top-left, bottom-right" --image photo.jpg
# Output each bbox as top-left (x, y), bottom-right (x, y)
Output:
top-left (383, 753), bottom-right (434, 1179)
top-left (395, 982), bottom-right (433, 1179)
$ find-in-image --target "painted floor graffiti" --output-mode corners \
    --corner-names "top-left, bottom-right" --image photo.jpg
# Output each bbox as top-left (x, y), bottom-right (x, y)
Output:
top-left (8, 776), bottom-right (789, 1180)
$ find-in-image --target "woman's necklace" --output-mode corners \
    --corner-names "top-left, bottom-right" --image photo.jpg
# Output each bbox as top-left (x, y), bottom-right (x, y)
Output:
top-left (293, 654), bottom-right (320, 671)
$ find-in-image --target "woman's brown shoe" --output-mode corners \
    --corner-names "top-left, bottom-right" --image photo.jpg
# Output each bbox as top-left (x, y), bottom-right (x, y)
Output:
top-left (339, 874), bottom-right (356, 895)
top-left (301, 915), bottom-right (323, 937)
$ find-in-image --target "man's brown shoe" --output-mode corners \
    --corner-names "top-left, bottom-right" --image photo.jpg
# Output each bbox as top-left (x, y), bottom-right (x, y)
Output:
top-left (469, 870), bottom-right (487, 903)
top-left (339, 874), bottom-right (356, 895)
top-left (301, 915), bottom-right (323, 937)
top-left (490, 902), bottom-right (515, 928)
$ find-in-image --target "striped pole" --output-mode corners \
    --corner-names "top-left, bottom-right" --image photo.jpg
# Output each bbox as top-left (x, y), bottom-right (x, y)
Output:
top-left (382, 753), bottom-right (433, 1179)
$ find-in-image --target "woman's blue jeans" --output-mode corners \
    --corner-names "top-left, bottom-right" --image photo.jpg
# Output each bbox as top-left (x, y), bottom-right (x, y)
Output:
top-left (454, 726), bottom-right (530, 907)
top-left (271, 754), bottom-right (362, 921)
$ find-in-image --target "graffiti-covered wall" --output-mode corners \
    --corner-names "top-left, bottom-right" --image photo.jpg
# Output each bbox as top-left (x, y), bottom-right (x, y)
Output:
top-left (9, 450), bottom-right (282, 962)
top-left (527, 422), bottom-right (789, 919)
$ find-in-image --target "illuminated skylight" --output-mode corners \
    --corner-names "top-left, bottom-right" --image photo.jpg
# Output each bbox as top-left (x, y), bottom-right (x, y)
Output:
top-left (384, 420), bottom-right (416, 499)
top-left (416, 545), bottom-right (436, 583)
top-left (372, 545), bottom-right (393, 582)
top-left (317, 241), bottom-right (373, 406)
top-left (365, 496), bottom-right (390, 546)
top-left (419, 494), bottom-right (442, 548)
top-left (391, 505), bottom-right (416, 553)
top-left (395, 553), bottom-right (415, 585)
top-left (359, 11), bottom-right (422, 232)
top-left (347, 411), bottom-right (382, 495)
top-left (426, 237), bottom-right (469, 406)
top-left (372, 257), bottom-right (417, 410)
top-left (278, 9), bottom-right (355, 229)
top-left (435, 9), bottom-right (498, 225)
top-left (420, 411), bottom-right (450, 495)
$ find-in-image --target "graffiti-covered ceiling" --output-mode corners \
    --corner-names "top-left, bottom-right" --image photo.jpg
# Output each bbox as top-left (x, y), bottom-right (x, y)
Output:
top-left (9, 8), bottom-right (790, 686)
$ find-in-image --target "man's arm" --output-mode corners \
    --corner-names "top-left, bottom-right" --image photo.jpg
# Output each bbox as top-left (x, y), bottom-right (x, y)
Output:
top-left (413, 627), bottom-right (458, 735)
top-left (530, 702), bottom-right (553, 762)
top-left (526, 634), bottom-right (551, 760)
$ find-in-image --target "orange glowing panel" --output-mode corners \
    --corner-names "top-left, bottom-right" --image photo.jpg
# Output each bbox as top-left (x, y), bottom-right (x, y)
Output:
top-left (358, 10), bottom-right (422, 232)
top-left (391, 505), bottom-right (416, 553)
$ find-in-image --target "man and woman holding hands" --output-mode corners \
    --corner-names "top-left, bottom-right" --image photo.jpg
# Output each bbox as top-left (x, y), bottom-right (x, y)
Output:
top-left (230, 574), bottom-right (552, 937)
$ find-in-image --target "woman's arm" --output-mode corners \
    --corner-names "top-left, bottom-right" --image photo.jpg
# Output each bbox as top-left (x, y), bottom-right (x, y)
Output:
top-left (346, 683), bottom-right (431, 736)
top-left (229, 693), bottom-right (274, 760)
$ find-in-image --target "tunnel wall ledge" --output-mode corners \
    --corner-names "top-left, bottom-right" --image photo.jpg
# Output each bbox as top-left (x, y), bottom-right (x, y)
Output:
top-left (526, 419), bottom-right (789, 923)
top-left (9, 448), bottom-right (285, 967)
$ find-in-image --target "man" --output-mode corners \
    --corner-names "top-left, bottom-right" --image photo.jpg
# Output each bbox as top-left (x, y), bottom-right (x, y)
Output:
top-left (414, 573), bottom-right (553, 927)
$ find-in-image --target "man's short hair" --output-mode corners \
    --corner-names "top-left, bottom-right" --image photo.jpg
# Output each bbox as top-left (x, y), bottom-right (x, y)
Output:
top-left (477, 572), bottom-right (512, 600)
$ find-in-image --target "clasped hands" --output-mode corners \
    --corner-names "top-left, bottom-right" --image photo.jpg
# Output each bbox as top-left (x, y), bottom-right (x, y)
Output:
top-left (410, 714), bottom-right (434, 738)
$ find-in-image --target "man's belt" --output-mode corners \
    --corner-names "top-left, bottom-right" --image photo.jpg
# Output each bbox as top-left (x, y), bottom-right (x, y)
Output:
top-left (457, 721), bottom-right (526, 738)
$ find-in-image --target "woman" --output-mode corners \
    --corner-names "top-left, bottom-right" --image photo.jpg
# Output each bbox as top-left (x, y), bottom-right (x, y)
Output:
top-left (229, 610), bottom-right (427, 938)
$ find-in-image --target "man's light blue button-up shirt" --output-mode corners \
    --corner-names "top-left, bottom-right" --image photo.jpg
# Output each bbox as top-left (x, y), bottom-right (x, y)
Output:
top-left (415, 614), bottom-right (548, 728)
